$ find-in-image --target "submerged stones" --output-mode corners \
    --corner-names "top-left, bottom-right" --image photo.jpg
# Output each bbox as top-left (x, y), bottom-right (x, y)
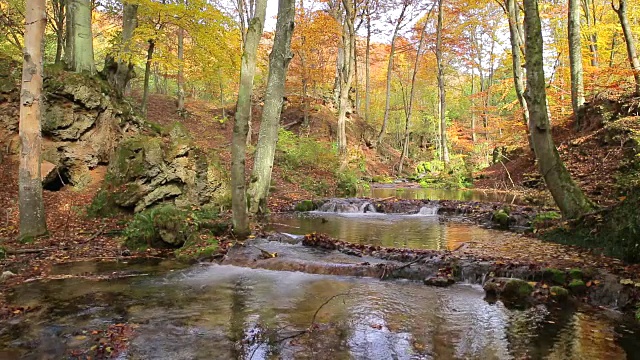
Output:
top-left (424, 276), bottom-right (455, 287)
top-left (483, 278), bottom-right (534, 307)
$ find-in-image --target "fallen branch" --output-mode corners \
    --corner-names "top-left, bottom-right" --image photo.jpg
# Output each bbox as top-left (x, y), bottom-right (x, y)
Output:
top-left (499, 160), bottom-right (515, 188)
top-left (249, 291), bottom-right (351, 360)
top-left (6, 247), bottom-right (57, 254)
top-left (85, 223), bottom-right (108, 242)
top-left (380, 256), bottom-right (427, 280)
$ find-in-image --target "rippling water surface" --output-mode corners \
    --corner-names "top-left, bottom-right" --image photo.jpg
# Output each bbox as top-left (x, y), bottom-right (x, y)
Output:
top-left (1, 261), bottom-right (638, 359)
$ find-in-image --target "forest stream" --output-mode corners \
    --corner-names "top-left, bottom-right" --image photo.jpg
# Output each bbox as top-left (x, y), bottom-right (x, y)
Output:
top-left (1, 190), bottom-right (639, 359)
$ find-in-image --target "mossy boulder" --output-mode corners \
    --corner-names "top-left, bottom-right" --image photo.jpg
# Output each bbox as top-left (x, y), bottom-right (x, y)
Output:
top-left (492, 209), bottom-right (511, 229)
top-left (93, 122), bottom-right (229, 213)
top-left (549, 286), bottom-right (569, 300)
top-left (501, 279), bottom-right (534, 306)
top-left (294, 200), bottom-right (319, 212)
top-left (568, 279), bottom-right (587, 294)
top-left (568, 268), bottom-right (583, 280)
top-left (543, 268), bottom-right (566, 285)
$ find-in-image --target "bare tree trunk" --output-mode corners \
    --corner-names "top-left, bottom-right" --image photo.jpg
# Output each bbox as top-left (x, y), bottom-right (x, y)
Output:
top-left (177, 26), bottom-right (185, 112)
top-left (523, 0), bottom-right (595, 219)
top-left (364, 4), bottom-right (371, 125)
top-left (471, 68), bottom-right (476, 143)
top-left (247, 0), bottom-right (295, 215)
top-left (141, 39), bottom-right (155, 116)
top-left (581, 0), bottom-right (599, 67)
top-left (506, 0), bottom-right (531, 149)
top-left (65, 0), bottom-right (95, 73)
top-left (568, 0), bottom-right (585, 123)
top-left (336, 0), bottom-right (356, 161)
top-left (398, 6), bottom-right (431, 175)
top-left (609, 32), bottom-right (617, 68)
top-left (612, 0), bottom-right (640, 95)
top-left (231, 0), bottom-right (267, 238)
top-left (53, 0), bottom-right (65, 64)
top-left (436, 0), bottom-right (449, 164)
top-left (104, 2), bottom-right (137, 99)
top-left (19, 0), bottom-right (48, 239)
top-left (376, 3), bottom-right (408, 147)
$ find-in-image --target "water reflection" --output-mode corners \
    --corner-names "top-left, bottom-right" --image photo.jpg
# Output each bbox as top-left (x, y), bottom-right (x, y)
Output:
top-left (268, 212), bottom-right (504, 250)
top-left (360, 187), bottom-right (525, 204)
top-left (1, 264), bottom-right (638, 359)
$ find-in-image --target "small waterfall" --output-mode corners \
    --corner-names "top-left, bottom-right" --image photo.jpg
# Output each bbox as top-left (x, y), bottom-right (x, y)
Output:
top-left (318, 199), bottom-right (377, 213)
top-left (417, 205), bottom-right (439, 216)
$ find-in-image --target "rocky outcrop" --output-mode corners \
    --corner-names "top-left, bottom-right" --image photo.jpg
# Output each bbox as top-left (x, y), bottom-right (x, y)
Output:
top-left (1, 61), bottom-right (143, 189)
top-left (93, 122), bottom-right (229, 213)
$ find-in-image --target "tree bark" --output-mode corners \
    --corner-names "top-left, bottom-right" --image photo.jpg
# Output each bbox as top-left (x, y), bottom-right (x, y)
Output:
top-left (364, 3), bottom-right (371, 125)
top-left (19, 0), bottom-right (48, 239)
top-left (436, 0), bottom-right (449, 164)
top-left (104, 2), bottom-right (137, 99)
top-left (505, 0), bottom-right (531, 149)
top-left (471, 68), bottom-right (476, 143)
top-left (141, 39), bottom-right (155, 116)
top-left (247, 0), bottom-right (295, 215)
top-left (581, 0), bottom-right (599, 67)
top-left (568, 0), bottom-right (585, 123)
top-left (65, 0), bottom-right (95, 73)
top-left (612, 0), bottom-right (640, 95)
top-left (523, 0), bottom-right (595, 219)
top-left (177, 26), bottom-right (185, 112)
top-left (336, 0), bottom-right (356, 161)
top-left (376, 2), bottom-right (408, 147)
top-left (231, 0), bottom-right (267, 238)
top-left (53, 0), bottom-right (65, 64)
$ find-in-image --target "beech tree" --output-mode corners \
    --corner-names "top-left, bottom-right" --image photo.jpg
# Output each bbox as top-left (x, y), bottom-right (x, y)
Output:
top-left (568, 0), bottom-right (585, 122)
top-left (435, 0), bottom-right (449, 164)
top-left (247, 0), bottom-right (295, 215)
top-left (523, 0), bottom-right (595, 219)
top-left (612, 0), bottom-right (640, 96)
top-left (104, 2), bottom-right (138, 99)
top-left (336, 0), bottom-right (356, 160)
top-left (19, 0), bottom-right (48, 238)
top-left (65, 0), bottom-right (95, 73)
top-left (230, 0), bottom-right (267, 238)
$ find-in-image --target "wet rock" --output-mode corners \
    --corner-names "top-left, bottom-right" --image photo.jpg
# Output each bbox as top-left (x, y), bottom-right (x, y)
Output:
top-left (424, 276), bottom-right (455, 287)
top-left (501, 279), bottom-right (534, 306)
top-left (568, 279), bottom-right (587, 295)
top-left (0, 271), bottom-right (16, 282)
top-left (550, 286), bottom-right (569, 300)
top-left (492, 209), bottom-right (511, 229)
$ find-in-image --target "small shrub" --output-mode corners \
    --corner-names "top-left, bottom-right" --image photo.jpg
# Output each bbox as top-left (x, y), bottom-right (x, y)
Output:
top-left (336, 170), bottom-right (359, 196)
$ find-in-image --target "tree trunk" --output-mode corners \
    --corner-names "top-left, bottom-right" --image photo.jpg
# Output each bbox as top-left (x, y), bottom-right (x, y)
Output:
top-left (247, 0), bottom-right (295, 215)
top-left (471, 68), bottom-right (476, 143)
top-left (141, 39), bottom-right (155, 116)
top-left (568, 0), bottom-right (585, 123)
top-left (436, 0), bottom-right (449, 164)
top-left (177, 26), bottom-right (185, 112)
top-left (65, 0), bottom-right (95, 73)
top-left (613, 0), bottom-right (640, 95)
top-left (364, 5), bottom-right (371, 125)
top-left (104, 2), bottom-right (137, 99)
top-left (523, 0), bottom-right (595, 219)
top-left (53, 0), bottom-right (65, 64)
top-left (19, 0), bottom-right (48, 239)
top-left (376, 3), bottom-right (408, 147)
top-left (336, 0), bottom-right (356, 161)
top-left (609, 33), bottom-right (617, 68)
top-left (506, 0), bottom-right (532, 149)
top-left (581, 0), bottom-right (599, 67)
top-left (398, 9), bottom-right (429, 175)
top-left (231, 0), bottom-right (267, 238)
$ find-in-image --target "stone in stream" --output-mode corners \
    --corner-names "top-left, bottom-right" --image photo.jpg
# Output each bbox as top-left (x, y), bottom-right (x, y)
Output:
top-left (424, 276), bottom-right (455, 287)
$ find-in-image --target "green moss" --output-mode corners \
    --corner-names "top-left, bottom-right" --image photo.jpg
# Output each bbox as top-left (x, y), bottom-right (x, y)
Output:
top-left (543, 268), bottom-right (566, 285)
top-left (533, 211), bottom-right (562, 227)
top-left (568, 268), bottom-right (583, 280)
top-left (372, 175), bottom-right (393, 183)
top-left (549, 286), bottom-right (569, 300)
top-left (0, 247), bottom-right (5, 259)
top-left (492, 209), bottom-right (510, 229)
top-left (501, 279), bottom-right (534, 306)
top-left (636, 306), bottom-right (640, 322)
top-left (87, 188), bottom-right (119, 218)
top-left (294, 200), bottom-right (318, 212)
top-left (568, 279), bottom-right (587, 294)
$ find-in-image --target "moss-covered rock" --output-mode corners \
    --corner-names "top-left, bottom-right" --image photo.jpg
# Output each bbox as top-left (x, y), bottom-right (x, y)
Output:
top-left (91, 122), bottom-right (229, 214)
top-left (568, 268), bottom-right (583, 280)
top-left (636, 306), bottom-right (640, 323)
top-left (294, 200), bottom-right (318, 212)
top-left (568, 279), bottom-right (587, 294)
top-left (492, 209), bottom-right (511, 229)
top-left (501, 279), bottom-right (534, 306)
top-left (550, 286), bottom-right (569, 300)
top-left (543, 268), bottom-right (566, 285)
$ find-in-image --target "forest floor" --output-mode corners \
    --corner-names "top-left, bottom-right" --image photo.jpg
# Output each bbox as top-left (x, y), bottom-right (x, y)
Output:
top-left (2, 93), bottom-right (640, 319)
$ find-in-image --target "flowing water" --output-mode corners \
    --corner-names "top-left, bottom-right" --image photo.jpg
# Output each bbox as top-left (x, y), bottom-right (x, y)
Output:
top-left (1, 260), bottom-right (638, 360)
